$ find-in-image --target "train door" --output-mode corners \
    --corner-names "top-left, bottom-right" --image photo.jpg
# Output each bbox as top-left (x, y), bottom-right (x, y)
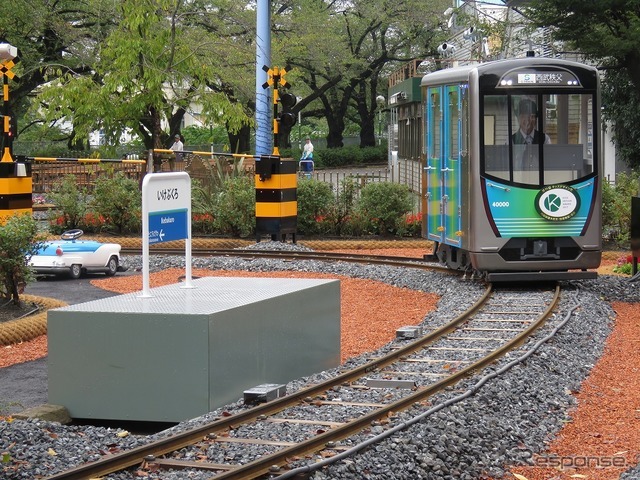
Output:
top-left (443, 85), bottom-right (464, 247)
top-left (425, 87), bottom-right (443, 243)
top-left (424, 85), bottom-right (464, 246)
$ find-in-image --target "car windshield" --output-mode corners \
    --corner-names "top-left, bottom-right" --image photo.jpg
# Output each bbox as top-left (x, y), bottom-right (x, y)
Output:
top-left (481, 93), bottom-right (596, 186)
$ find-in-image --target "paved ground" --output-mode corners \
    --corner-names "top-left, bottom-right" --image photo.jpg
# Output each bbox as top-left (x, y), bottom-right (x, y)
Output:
top-left (0, 271), bottom-right (139, 416)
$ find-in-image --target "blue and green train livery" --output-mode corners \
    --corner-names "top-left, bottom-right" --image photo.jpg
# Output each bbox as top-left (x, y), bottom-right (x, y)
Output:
top-left (421, 57), bottom-right (601, 281)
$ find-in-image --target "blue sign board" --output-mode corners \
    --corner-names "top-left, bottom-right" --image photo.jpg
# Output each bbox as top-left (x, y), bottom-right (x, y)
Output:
top-left (148, 209), bottom-right (188, 244)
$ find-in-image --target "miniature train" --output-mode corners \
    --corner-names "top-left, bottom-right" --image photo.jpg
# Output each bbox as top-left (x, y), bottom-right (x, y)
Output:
top-left (419, 56), bottom-right (601, 281)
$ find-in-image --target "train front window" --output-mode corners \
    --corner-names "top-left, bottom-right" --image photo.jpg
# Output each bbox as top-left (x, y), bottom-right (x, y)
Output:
top-left (482, 93), bottom-right (596, 185)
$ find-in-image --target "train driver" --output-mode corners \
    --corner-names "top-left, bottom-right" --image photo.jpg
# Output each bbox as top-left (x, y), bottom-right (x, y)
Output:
top-left (512, 98), bottom-right (551, 145)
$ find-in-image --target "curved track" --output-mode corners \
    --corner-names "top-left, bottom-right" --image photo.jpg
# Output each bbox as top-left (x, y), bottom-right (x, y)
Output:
top-left (122, 247), bottom-right (451, 272)
top-left (43, 248), bottom-right (561, 480)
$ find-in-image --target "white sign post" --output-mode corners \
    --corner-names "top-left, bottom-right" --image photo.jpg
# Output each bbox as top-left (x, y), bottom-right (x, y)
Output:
top-left (140, 172), bottom-right (193, 298)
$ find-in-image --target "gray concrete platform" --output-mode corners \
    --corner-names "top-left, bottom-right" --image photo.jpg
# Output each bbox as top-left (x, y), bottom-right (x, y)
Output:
top-left (48, 276), bottom-right (340, 422)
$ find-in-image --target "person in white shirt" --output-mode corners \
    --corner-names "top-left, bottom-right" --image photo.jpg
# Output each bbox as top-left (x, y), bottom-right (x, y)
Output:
top-left (170, 134), bottom-right (184, 163)
top-left (301, 137), bottom-right (314, 159)
top-left (170, 134), bottom-right (184, 152)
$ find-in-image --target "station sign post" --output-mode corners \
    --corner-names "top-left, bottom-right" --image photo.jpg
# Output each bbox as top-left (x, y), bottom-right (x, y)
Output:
top-left (140, 172), bottom-right (192, 297)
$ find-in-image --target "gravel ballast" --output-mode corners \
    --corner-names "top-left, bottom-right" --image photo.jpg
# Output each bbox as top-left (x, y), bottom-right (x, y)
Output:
top-left (1, 244), bottom-right (639, 479)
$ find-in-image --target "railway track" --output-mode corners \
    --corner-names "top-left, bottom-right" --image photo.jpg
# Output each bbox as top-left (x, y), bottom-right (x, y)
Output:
top-left (43, 261), bottom-right (561, 480)
top-left (121, 247), bottom-right (451, 272)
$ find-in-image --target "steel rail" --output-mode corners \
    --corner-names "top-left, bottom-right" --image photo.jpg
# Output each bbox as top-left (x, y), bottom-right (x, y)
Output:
top-left (43, 258), bottom-right (560, 480)
top-left (193, 285), bottom-right (561, 480)
top-left (42, 284), bottom-right (493, 480)
top-left (121, 247), bottom-right (456, 274)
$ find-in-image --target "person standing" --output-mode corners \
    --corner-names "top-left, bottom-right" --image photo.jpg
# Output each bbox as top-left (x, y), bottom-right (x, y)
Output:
top-left (301, 137), bottom-right (314, 159)
top-left (169, 133), bottom-right (184, 169)
top-left (170, 134), bottom-right (184, 154)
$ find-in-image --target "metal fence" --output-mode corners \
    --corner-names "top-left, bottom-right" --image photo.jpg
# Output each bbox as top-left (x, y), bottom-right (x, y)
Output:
top-left (29, 154), bottom-right (424, 207)
top-left (31, 160), bottom-right (147, 194)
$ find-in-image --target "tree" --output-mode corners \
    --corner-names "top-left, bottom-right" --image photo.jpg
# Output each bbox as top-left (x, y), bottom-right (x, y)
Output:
top-left (601, 68), bottom-right (640, 168)
top-left (32, 0), bottom-right (251, 150)
top-left (0, 0), bottom-right (119, 147)
top-left (271, 0), bottom-right (448, 148)
top-left (523, 1), bottom-right (640, 167)
top-left (0, 215), bottom-right (44, 305)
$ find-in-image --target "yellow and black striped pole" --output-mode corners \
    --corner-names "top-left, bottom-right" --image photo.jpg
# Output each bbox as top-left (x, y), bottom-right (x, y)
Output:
top-left (257, 66), bottom-right (297, 242)
top-left (0, 43), bottom-right (32, 224)
top-left (255, 155), bottom-right (297, 242)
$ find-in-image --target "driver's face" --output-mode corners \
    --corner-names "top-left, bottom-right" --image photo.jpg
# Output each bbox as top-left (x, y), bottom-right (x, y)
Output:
top-left (518, 113), bottom-right (536, 135)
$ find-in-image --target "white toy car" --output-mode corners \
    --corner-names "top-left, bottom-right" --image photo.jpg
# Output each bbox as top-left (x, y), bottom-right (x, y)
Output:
top-left (30, 229), bottom-right (122, 279)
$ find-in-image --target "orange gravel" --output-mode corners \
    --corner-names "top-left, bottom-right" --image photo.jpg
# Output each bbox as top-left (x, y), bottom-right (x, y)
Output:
top-left (0, 335), bottom-right (48, 369)
top-left (501, 301), bottom-right (640, 480)
top-left (2, 249), bottom-right (640, 480)
top-left (0, 248), bottom-right (436, 368)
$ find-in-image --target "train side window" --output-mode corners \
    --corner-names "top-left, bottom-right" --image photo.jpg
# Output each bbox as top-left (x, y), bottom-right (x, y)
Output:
top-left (427, 89), bottom-right (441, 160)
top-left (448, 87), bottom-right (459, 160)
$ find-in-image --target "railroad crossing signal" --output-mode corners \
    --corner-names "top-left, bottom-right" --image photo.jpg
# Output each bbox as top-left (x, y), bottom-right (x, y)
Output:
top-left (279, 92), bottom-right (297, 128)
top-left (0, 43), bottom-right (18, 81)
top-left (1, 43), bottom-right (19, 164)
top-left (0, 60), bottom-right (16, 80)
top-left (262, 65), bottom-right (291, 89)
top-left (262, 65), bottom-right (296, 155)
top-left (0, 42), bottom-right (30, 224)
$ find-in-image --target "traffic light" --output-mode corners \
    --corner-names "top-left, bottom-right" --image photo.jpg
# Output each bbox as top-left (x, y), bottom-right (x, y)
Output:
top-left (8, 114), bottom-right (17, 139)
top-left (278, 92), bottom-right (297, 128)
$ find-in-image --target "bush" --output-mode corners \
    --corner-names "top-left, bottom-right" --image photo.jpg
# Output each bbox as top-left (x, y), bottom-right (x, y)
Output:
top-left (191, 157), bottom-right (249, 230)
top-left (192, 213), bottom-right (216, 235)
top-left (0, 214), bottom-right (45, 304)
top-left (396, 213), bottom-right (423, 237)
top-left (92, 172), bottom-right (142, 234)
top-left (613, 254), bottom-right (635, 275)
top-left (281, 144), bottom-right (387, 169)
top-left (326, 176), bottom-right (361, 235)
top-left (602, 170), bottom-right (640, 247)
top-left (356, 182), bottom-right (412, 236)
top-left (296, 179), bottom-right (335, 235)
top-left (47, 175), bottom-right (91, 234)
top-left (213, 176), bottom-right (255, 237)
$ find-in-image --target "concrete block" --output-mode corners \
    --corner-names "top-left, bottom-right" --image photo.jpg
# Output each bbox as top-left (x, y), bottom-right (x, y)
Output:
top-left (48, 276), bottom-right (340, 422)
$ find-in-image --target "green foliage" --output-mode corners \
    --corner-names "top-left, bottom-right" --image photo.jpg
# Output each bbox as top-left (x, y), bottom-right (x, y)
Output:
top-left (92, 172), bottom-right (142, 234)
top-left (395, 213), bottom-right (423, 238)
top-left (47, 175), bottom-right (90, 233)
top-left (213, 176), bottom-right (255, 237)
top-left (273, 0), bottom-right (448, 147)
top-left (281, 144), bottom-right (387, 169)
top-left (601, 69), bottom-right (640, 168)
top-left (182, 125), bottom-right (229, 148)
top-left (524, 1), bottom-right (640, 168)
top-left (0, 214), bottom-right (45, 304)
top-left (337, 210), bottom-right (370, 237)
top-left (328, 176), bottom-right (362, 236)
top-left (192, 213), bottom-right (216, 236)
top-left (191, 158), bottom-right (254, 237)
top-left (602, 170), bottom-right (640, 246)
top-left (318, 145), bottom-right (387, 168)
top-left (612, 254), bottom-right (635, 275)
top-left (296, 179), bottom-right (335, 235)
top-left (31, 0), bottom-right (252, 150)
top-left (356, 182), bottom-right (413, 236)
top-left (192, 156), bottom-right (248, 220)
